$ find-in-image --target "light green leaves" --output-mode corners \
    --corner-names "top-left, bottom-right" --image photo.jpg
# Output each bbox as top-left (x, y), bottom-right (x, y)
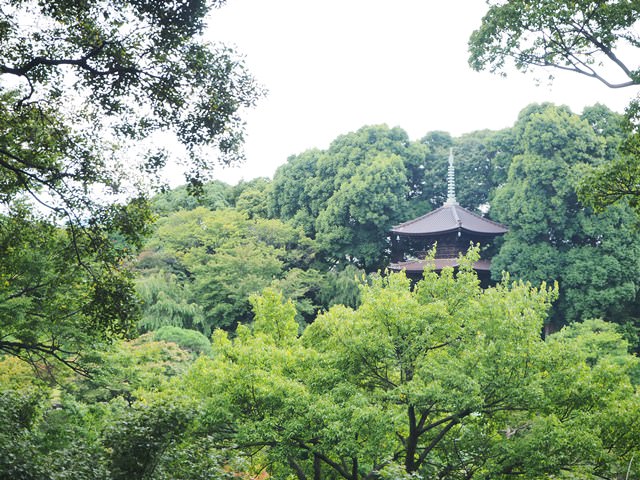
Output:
top-left (178, 251), bottom-right (640, 479)
top-left (251, 288), bottom-right (299, 347)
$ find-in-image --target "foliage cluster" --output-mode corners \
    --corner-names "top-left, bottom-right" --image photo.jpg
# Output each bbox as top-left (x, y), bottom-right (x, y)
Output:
top-left (135, 206), bottom-right (338, 332)
top-left (0, 0), bottom-right (261, 369)
top-left (133, 101), bottom-right (640, 338)
top-left (3, 261), bottom-right (640, 479)
top-left (489, 103), bottom-right (640, 329)
top-left (268, 125), bottom-right (503, 270)
top-left (0, 333), bottom-right (246, 480)
top-left (3, 2), bottom-right (640, 478)
top-left (468, 0), bottom-right (640, 222)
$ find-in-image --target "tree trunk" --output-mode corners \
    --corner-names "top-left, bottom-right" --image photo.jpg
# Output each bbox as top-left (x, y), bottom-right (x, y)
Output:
top-left (405, 405), bottom-right (419, 473)
top-left (313, 454), bottom-right (322, 480)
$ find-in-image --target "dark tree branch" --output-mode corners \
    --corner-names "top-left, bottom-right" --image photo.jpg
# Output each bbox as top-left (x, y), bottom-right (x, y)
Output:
top-left (0, 149), bottom-right (60, 187)
top-left (0, 339), bottom-right (87, 376)
top-left (415, 419), bottom-right (460, 471)
top-left (287, 457), bottom-right (308, 480)
top-left (419, 409), bottom-right (471, 436)
top-left (294, 441), bottom-right (352, 480)
top-left (0, 42), bottom-right (139, 79)
top-left (516, 21), bottom-right (638, 89)
top-left (313, 454), bottom-right (322, 480)
top-left (3, 282), bottom-right (47, 301)
top-left (569, 19), bottom-right (635, 80)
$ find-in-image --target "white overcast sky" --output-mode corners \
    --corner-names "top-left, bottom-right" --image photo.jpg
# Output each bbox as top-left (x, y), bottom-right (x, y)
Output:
top-left (199, 0), bottom-right (637, 185)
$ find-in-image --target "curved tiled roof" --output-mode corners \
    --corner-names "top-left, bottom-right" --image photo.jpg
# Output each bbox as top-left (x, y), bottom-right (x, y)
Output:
top-left (391, 204), bottom-right (508, 236)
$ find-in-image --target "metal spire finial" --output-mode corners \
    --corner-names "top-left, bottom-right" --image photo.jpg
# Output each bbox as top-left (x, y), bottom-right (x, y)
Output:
top-left (445, 148), bottom-right (458, 206)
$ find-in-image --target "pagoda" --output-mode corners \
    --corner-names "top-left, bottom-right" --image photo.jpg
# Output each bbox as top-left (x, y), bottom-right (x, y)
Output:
top-left (388, 149), bottom-right (508, 285)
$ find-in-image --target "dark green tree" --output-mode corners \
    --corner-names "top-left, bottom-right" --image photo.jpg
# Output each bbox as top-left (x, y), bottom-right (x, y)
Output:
top-left (468, 0), bottom-right (640, 214)
top-left (269, 148), bottom-right (323, 237)
top-left (270, 125), bottom-right (429, 240)
top-left (0, 0), bottom-right (261, 367)
top-left (315, 153), bottom-right (409, 270)
top-left (270, 124), bottom-right (505, 272)
top-left (420, 129), bottom-right (503, 213)
top-left (490, 104), bottom-right (640, 330)
top-left (231, 177), bottom-right (273, 219)
top-left (270, 125), bottom-right (432, 270)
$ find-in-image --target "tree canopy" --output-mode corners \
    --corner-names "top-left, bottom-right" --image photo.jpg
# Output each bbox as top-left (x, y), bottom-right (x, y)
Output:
top-left (468, 0), bottom-right (640, 89)
top-left (180, 253), bottom-right (640, 480)
top-left (3, 3), bottom-right (640, 478)
top-left (136, 207), bottom-right (323, 332)
top-left (0, 0), bottom-right (261, 368)
top-left (268, 124), bottom-right (501, 271)
top-left (2, 258), bottom-right (639, 479)
top-left (468, 0), bottom-right (640, 215)
top-left (490, 103), bottom-right (640, 330)
top-left (0, 0), bottom-right (261, 170)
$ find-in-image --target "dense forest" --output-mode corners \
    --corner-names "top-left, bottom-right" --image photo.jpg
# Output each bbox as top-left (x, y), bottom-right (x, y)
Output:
top-left (3, 1), bottom-right (640, 479)
top-left (140, 103), bottom-right (640, 338)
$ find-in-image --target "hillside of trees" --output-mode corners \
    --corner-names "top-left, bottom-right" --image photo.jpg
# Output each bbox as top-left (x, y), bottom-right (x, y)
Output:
top-left (3, 0), bottom-right (640, 478)
top-left (6, 102), bottom-right (640, 479)
top-left (137, 103), bottom-right (640, 342)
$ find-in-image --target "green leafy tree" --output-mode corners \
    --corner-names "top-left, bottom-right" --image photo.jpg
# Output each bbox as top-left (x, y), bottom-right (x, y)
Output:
top-left (468, 0), bottom-right (640, 215)
top-left (271, 126), bottom-right (427, 234)
top-left (468, 0), bottom-right (640, 89)
top-left (270, 268), bottom-right (326, 326)
top-left (269, 148), bottom-right (323, 236)
top-left (553, 318), bottom-right (640, 378)
top-left (270, 124), bottom-right (505, 271)
top-left (230, 177), bottom-right (273, 219)
top-left (580, 103), bottom-right (626, 161)
top-left (0, 333), bottom-right (241, 480)
top-left (138, 207), bottom-right (320, 332)
top-left (191, 242), bottom-right (284, 331)
top-left (153, 327), bottom-right (212, 357)
top-left (490, 104), bottom-right (640, 330)
top-left (315, 153), bottom-right (410, 270)
top-left (419, 130), bottom-right (501, 213)
top-left (180, 251), bottom-right (640, 479)
top-left (316, 264), bottom-right (365, 311)
top-left (1, 0), bottom-right (261, 173)
top-left (0, 208), bottom-right (140, 372)
top-left (71, 334), bottom-right (194, 405)
top-left (250, 288), bottom-right (299, 347)
top-left (103, 401), bottom-right (195, 480)
top-left (136, 273), bottom-right (205, 332)
top-left (0, 0), bottom-right (261, 367)
top-left (151, 181), bottom-right (232, 216)
top-left (0, 389), bottom-right (48, 479)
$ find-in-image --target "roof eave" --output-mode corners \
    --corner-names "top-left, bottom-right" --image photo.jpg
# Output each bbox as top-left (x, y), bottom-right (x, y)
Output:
top-left (390, 227), bottom-right (508, 237)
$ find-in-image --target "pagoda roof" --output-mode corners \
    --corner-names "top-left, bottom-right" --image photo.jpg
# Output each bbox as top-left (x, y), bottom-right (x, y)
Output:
top-left (391, 204), bottom-right (508, 237)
